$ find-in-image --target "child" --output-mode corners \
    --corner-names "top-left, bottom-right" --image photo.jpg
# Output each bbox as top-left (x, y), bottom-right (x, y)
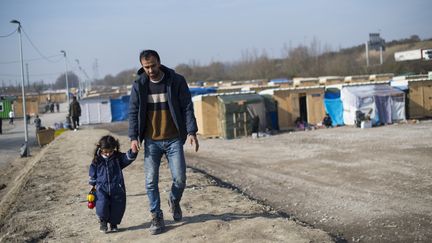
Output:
top-left (34, 115), bottom-right (42, 130)
top-left (89, 135), bottom-right (138, 233)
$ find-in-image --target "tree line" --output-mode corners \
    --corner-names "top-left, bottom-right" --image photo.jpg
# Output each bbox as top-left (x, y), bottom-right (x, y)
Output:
top-left (174, 35), bottom-right (432, 83)
top-left (3, 35), bottom-right (430, 94)
top-left (92, 35), bottom-right (431, 86)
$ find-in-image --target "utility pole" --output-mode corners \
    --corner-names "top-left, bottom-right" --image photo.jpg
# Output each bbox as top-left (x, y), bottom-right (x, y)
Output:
top-left (10, 19), bottom-right (29, 157)
top-left (379, 46), bottom-right (383, 65)
top-left (75, 59), bottom-right (91, 96)
top-left (26, 63), bottom-right (30, 88)
top-left (365, 42), bottom-right (369, 67)
top-left (60, 50), bottom-right (70, 107)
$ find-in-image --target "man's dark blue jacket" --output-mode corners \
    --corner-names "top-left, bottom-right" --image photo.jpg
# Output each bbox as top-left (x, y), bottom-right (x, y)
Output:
top-left (128, 65), bottom-right (198, 144)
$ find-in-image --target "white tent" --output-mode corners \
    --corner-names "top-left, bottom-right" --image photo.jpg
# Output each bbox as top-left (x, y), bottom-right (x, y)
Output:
top-left (341, 84), bottom-right (405, 125)
top-left (80, 98), bottom-right (112, 124)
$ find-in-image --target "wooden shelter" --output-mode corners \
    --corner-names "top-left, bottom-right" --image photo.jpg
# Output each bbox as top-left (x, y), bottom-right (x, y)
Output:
top-left (193, 94), bottom-right (221, 137)
top-left (14, 96), bottom-right (40, 117)
top-left (369, 73), bottom-right (393, 82)
top-left (192, 91), bottom-right (265, 138)
top-left (241, 85), bottom-right (280, 93)
top-left (319, 76), bottom-right (344, 86)
top-left (344, 75), bottom-right (370, 84)
top-left (216, 87), bottom-right (243, 94)
top-left (293, 77), bottom-right (320, 87)
top-left (407, 78), bottom-right (432, 119)
top-left (260, 86), bottom-right (325, 130)
top-left (40, 91), bottom-right (68, 103)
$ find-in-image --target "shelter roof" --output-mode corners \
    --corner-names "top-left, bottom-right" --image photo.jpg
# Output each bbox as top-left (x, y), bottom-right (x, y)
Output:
top-left (343, 84), bottom-right (404, 98)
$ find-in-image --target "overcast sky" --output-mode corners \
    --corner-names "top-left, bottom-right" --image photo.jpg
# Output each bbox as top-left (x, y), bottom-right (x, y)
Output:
top-left (1, 0), bottom-right (431, 85)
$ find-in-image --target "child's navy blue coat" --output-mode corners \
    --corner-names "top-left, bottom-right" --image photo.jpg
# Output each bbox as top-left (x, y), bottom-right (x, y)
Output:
top-left (89, 149), bottom-right (137, 225)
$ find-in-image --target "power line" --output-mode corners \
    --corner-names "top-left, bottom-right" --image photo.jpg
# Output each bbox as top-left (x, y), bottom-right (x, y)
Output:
top-left (21, 27), bottom-right (62, 63)
top-left (0, 71), bottom-right (64, 78)
top-left (0, 54), bottom-right (63, 65)
top-left (0, 28), bottom-right (17, 38)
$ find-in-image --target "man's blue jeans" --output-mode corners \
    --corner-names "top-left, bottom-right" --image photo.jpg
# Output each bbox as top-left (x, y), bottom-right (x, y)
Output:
top-left (144, 137), bottom-right (186, 214)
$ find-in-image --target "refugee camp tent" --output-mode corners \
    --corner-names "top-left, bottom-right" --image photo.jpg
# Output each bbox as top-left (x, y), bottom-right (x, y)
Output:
top-left (111, 95), bottom-right (130, 121)
top-left (323, 88), bottom-right (344, 126)
top-left (80, 98), bottom-right (112, 124)
top-left (390, 77), bottom-right (409, 91)
top-left (340, 84), bottom-right (406, 125)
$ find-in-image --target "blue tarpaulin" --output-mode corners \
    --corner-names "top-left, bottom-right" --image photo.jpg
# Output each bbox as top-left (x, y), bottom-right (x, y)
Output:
top-left (324, 89), bottom-right (344, 126)
top-left (111, 95), bottom-right (130, 121)
top-left (189, 87), bottom-right (217, 96)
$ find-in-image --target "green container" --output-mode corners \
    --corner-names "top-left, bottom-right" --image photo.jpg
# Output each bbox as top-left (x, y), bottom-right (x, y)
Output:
top-left (0, 99), bottom-right (13, 119)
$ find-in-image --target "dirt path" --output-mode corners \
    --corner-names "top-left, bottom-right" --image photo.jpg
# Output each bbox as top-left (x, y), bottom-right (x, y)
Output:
top-left (186, 121), bottom-right (432, 242)
top-left (0, 129), bottom-right (332, 242)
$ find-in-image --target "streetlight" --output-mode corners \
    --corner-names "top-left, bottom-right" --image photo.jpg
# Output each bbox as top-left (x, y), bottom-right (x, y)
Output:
top-left (10, 19), bottom-right (29, 157)
top-left (60, 50), bottom-right (70, 108)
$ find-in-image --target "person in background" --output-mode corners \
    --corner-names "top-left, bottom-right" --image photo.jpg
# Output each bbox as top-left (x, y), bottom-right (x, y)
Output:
top-left (25, 114), bottom-right (31, 125)
top-left (56, 102), bottom-right (60, 112)
top-left (9, 110), bottom-right (14, 125)
top-left (322, 113), bottom-right (333, 128)
top-left (128, 49), bottom-right (199, 235)
top-left (295, 117), bottom-right (305, 130)
top-left (69, 96), bottom-right (81, 130)
top-left (50, 103), bottom-right (55, 113)
top-left (34, 115), bottom-right (42, 131)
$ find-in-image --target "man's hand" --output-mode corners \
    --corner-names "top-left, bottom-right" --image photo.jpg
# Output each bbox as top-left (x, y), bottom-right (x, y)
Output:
top-left (130, 140), bottom-right (140, 153)
top-left (187, 134), bottom-right (199, 152)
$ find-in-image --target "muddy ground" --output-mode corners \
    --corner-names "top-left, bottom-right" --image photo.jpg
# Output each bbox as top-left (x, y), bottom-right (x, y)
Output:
top-left (185, 121), bottom-right (432, 242)
top-left (1, 120), bottom-right (431, 242)
top-left (0, 129), bottom-right (332, 243)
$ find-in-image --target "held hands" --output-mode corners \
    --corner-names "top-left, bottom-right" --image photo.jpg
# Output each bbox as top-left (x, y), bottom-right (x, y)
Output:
top-left (131, 140), bottom-right (140, 153)
top-left (187, 134), bottom-right (199, 152)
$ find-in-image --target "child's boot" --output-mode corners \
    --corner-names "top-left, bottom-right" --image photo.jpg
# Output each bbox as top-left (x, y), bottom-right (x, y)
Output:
top-left (110, 223), bottom-right (118, 232)
top-left (99, 220), bottom-right (108, 233)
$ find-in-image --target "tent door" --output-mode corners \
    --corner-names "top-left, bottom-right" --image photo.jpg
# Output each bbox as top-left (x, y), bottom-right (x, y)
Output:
top-left (299, 93), bottom-right (308, 123)
top-left (232, 112), bottom-right (248, 138)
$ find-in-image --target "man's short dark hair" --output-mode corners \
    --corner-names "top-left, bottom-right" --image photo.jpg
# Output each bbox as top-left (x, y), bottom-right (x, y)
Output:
top-left (139, 50), bottom-right (160, 63)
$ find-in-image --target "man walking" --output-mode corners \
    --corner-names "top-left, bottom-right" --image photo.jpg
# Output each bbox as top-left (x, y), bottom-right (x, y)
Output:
top-left (69, 96), bottom-right (81, 130)
top-left (128, 50), bottom-right (199, 235)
